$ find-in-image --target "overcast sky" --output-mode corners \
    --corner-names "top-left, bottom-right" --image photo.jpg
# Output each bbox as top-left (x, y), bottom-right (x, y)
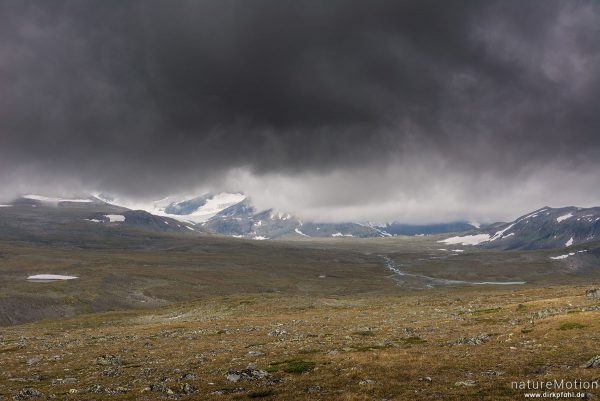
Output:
top-left (1, 1), bottom-right (599, 223)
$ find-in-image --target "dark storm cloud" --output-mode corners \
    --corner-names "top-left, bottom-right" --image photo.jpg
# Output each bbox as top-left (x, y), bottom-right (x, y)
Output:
top-left (1, 0), bottom-right (599, 217)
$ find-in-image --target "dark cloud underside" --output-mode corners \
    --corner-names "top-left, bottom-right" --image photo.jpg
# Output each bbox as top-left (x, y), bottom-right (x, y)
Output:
top-left (0, 0), bottom-right (599, 220)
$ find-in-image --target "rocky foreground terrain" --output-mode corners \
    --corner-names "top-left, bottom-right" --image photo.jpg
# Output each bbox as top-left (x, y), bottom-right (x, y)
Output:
top-left (1, 285), bottom-right (598, 400)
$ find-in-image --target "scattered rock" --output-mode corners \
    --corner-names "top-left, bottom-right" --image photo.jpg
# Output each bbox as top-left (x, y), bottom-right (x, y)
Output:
top-left (452, 334), bottom-right (489, 345)
top-left (179, 383), bottom-right (195, 394)
top-left (13, 388), bottom-right (42, 400)
top-left (455, 380), bottom-right (477, 387)
top-left (102, 366), bottom-right (122, 377)
top-left (481, 370), bottom-right (505, 376)
top-left (268, 328), bottom-right (288, 337)
top-left (359, 379), bottom-right (377, 385)
top-left (51, 378), bottom-right (77, 385)
top-left (418, 376), bottom-right (432, 382)
top-left (86, 384), bottom-right (105, 394)
top-left (211, 387), bottom-right (245, 395)
top-left (25, 357), bottom-right (40, 366)
top-left (109, 386), bottom-right (130, 395)
top-left (84, 384), bottom-right (129, 395)
top-left (248, 351), bottom-right (266, 357)
top-left (226, 372), bottom-right (242, 383)
top-left (585, 289), bottom-right (600, 299)
top-left (95, 355), bottom-right (122, 366)
top-left (581, 356), bottom-right (600, 368)
top-left (528, 307), bottom-right (570, 321)
top-left (306, 385), bottom-right (321, 393)
top-left (401, 328), bottom-right (415, 336)
top-left (148, 383), bottom-right (174, 395)
top-left (226, 368), bottom-right (271, 382)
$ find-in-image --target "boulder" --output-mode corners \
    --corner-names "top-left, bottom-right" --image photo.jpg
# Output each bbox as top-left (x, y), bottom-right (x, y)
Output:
top-left (581, 356), bottom-right (600, 368)
top-left (585, 289), bottom-right (600, 299)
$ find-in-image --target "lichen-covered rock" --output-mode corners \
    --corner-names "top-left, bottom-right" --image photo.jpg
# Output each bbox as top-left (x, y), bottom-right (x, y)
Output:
top-left (226, 368), bottom-right (271, 382)
top-left (148, 383), bottom-right (174, 395)
top-left (95, 355), bottom-right (122, 366)
top-left (13, 388), bottom-right (42, 400)
top-left (455, 380), bottom-right (477, 387)
top-left (581, 356), bottom-right (600, 368)
top-left (585, 289), bottom-right (600, 299)
top-left (268, 328), bottom-right (288, 336)
top-left (179, 382), bottom-right (196, 394)
top-left (452, 334), bottom-right (489, 345)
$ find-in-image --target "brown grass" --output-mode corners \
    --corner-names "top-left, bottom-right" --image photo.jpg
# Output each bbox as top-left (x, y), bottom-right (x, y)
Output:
top-left (0, 284), bottom-right (598, 400)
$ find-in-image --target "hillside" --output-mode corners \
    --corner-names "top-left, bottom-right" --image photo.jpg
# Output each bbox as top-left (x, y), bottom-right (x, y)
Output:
top-left (441, 206), bottom-right (600, 250)
top-left (1, 285), bottom-right (599, 400)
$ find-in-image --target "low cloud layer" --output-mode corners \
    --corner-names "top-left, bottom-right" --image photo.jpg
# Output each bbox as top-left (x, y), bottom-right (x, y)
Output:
top-left (1, 1), bottom-right (599, 223)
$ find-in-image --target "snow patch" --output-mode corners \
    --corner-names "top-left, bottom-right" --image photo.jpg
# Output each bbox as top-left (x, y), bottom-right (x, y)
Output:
top-left (439, 234), bottom-right (490, 246)
top-left (490, 223), bottom-right (515, 241)
top-left (556, 213), bottom-right (573, 222)
top-left (332, 232), bottom-right (354, 237)
top-left (0, 204), bottom-right (12, 207)
top-left (191, 193), bottom-right (246, 222)
top-left (565, 237), bottom-right (574, 247)
top-left (550, 253), bottom-right (575, 260)
top-left (294, 228), bottom-right (309, 237)
top-left (104, 214), bottom-right (125, 222)
top-left (521, 209), bottom-right (546, 220)
top-left (27, 274), bottom-right (78, 281)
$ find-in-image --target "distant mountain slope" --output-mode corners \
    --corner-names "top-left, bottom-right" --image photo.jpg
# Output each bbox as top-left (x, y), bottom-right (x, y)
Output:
top-left (201, 199), bottom-right (385, 239)
top-left (0, 196), bottom-right (203, 243)
top-left (201, 197), bottom-right (472, 239)
top-left (6, 192), bottom-right (476, 241)
top-left (94, 191), bottom-right (475, 240)
top-left (381, 222), bottom-right (476, 236)
top-left (441, 206), bottom-right (600, 250)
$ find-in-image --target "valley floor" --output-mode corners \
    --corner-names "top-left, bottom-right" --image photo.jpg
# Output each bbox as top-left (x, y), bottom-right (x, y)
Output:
top-left (1, 284), bottom-right (599, 400)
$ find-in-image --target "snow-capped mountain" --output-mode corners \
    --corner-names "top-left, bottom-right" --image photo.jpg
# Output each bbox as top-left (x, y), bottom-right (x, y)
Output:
top-left (9, 192), bottom-right (478, 240)
top-left (201, 199), bottom-right (385, 240)
top-left (200, 196), bottom-right (477, 240)
top-left (96, 192), bottom-right (246, 224)
top-left (92, 191), bottom-right (481, 240)
top-left (441, 206), bottom-right (600, 250)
